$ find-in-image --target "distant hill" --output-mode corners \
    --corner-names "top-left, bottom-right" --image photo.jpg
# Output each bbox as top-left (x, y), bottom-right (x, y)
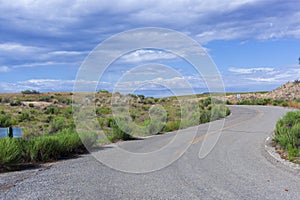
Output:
top-left (226, 81), bottom-right (300, 102)
top-left (265, 81), bottom-right (300, 101)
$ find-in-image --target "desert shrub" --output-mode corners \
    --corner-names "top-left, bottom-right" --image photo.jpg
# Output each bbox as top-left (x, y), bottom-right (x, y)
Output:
top-left (199, 110), bottom-right (211, 123)
top-left (78, 131), bottom-right (98, 148)
top-left (3, 98), bottom-right (10, 103)
top-left (98, 117), bottom-right (110, 128)
top-left (180, 111), bottom-right (200, 129)
top-left (0, 114), bottom-right (13, 127)
top-left (256, 98), bottom-right (272, 105)
top-left (64, 106), bottom-right (73, 116)
top-left (28, 103), bottom-right (34, 107)
top-left (96, 107), bottom-right (111, 116)
top-left (104, 118), bottom-right (132, 142)
top-left (226, 100), bottom-right (232, 105)
top-left (274, 111), bottom-right (300, 160)
top-left (18, 112), bottom-right (32, 122)
top-left (45, 106), bottom-right (59, 115)
top-left (137, 94), bottom-right (145, 100)
top-left (163, 121), bottom-right (180, 132)
top-left (31, 135), bottom-right (61, 161)
top-left (39, 96), bottom-right (52, 102)
top-left (98, 90), bottom-right (109, 93)
top-left (142, 119), bottom-right (165, 134)
top-left (21, 90), bottom-right (39, 94)
top-left (211, 105), bottom-right (230, 121)
top-left (202, 97), bottom-right (211, 107)
top-left (56, 97), bottom-right (72, 105)
top-left (237, 99), bottom-right (254, 105)
top-left (20, 139), bottom-right (38, 162)
top-left (0, 138), bottom-right (22, 166)
top-left (48, 117), bottom-right (67, 134)
top-left (10, 99), bottom-right (22, 106)
top-left (55, 130), bottom-right (84, 155)
top-left (21, 129), bottom-right (92, 162)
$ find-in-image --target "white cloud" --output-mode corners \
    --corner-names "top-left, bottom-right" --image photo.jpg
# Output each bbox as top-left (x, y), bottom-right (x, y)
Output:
top-left (224, 64), bottom-right (300, 90)
top-left (0, 43), bottom-right (43, 53)
top-left (114, 75), bottom-right (207, 92)
top-left (246, 77), bottom-right (276, 82)
top-left (11, 61), bottom-right (71, 69)
top-left (0, 66), bottom-right (10, 72)
top-left (120, 49), bottom-right (177, 63)
top-left (0, 79), bottom-right (101, 92)
top-left (47, 51), bottom-right (87, 56)
top-left (1, 0), bottom-right (299, 44)
top-left (0, 79), bottom-right (73, 92)
top-left (228, 67), bottom-right (274, 74)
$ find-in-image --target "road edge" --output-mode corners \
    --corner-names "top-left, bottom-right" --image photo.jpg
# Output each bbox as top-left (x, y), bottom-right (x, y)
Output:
top-left (264, 134), bottom-right (300, 171)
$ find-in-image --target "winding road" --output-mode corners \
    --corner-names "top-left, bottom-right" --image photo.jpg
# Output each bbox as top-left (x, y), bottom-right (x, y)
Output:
top-left (1, 105), bottom-right (300, 199)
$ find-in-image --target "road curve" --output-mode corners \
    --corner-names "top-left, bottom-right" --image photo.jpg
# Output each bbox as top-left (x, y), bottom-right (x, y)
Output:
top-left (1, 105), bottom-right (300, 199)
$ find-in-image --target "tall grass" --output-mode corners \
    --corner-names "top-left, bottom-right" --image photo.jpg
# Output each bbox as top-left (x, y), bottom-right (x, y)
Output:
top-left (274, 111), bottom-right (300, 161)
top-left (0, 138), bottom-right (22, 166)
top-left (0, 128), bottom-right (97, 170)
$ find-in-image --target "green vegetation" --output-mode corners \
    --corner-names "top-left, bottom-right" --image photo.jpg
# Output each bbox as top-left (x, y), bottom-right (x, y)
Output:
top-left (274, 111), bottom-right (300, 162)
top-left (227, 97), bottom-right (298, 108)
top-left (0, 128), bottom-right (97, 171)
top-left (21, 90), bottom-right (40, 94)
top-left (235, 98), bottom-right (273, 106)
top-left (0, 91), bottom-right (230, 171)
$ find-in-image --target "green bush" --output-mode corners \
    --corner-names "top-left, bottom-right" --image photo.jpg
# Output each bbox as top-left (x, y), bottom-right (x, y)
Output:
top-left (3, 98), bottom-right (10, 103)
top-left (45, 106), bottom-right (59, 115)
top-left (199, 110), bottom-right (211, 123)
top-left (21, 90), bottom-right (39, 94)
top-left (78, 131), bottom-right (98, 148)
top-left (54, 130), bottom-right (83, 155)
top-left (104, 118), bottom-right (132, 142)
top-left (237, 99), bottom-right (254, 105)
top-left (10, 99), bottom-right (22, 106)
top-left (0, 128), bottom-right (96, 165)
top-left (18, 112), bottom-right (32, 122)
top-left (274, 111), bottom-right (300, 160)
top-left (0, 114), bottom-right (13, 127)
top-left (48, 117), bottom-right (67, 134)
top-left (32, 135), bottom-right (62, 161)
top-left (96, 107), bottom-right (111, 116)
top-left (0, 138), bottom-right (22, 166)
top-left (163, 121), bottom-right (180, 132)
top-left (39, 96), bottom-right (52, 102)
top-left (21, 139), bottom-right (38, 162)
top-left (56, 97), bottom-right (72, 105)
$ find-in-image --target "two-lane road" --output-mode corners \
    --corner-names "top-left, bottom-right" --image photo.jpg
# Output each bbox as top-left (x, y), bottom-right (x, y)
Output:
top-left (1, 106), bottom-right (299, 199)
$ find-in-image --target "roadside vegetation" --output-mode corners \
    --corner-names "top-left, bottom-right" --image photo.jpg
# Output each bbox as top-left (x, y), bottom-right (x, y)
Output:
top-left (226, 97), bottom-right (300, 109)
top-left (0, 91), bottom-right (230, 172)
top-left (273, 111), bottom-right (300, 163)
top-left (226, 80), bottom-right (300, 109)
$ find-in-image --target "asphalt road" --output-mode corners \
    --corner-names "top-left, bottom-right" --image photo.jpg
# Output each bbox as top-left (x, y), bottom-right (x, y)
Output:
top-left (1, 105), bottom-right (300, 199)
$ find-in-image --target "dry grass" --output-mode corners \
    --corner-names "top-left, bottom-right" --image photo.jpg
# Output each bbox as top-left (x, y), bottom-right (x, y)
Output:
top-left (288, 101), bottom-right (300, 109)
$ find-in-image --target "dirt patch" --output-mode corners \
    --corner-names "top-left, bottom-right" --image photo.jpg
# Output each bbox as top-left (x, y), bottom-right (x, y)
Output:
top-left (22, 101), bottom-right (53, 108)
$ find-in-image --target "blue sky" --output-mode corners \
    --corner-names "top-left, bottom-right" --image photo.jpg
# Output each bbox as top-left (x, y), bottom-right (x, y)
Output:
top-left (0, 0), bottom-right (299, 95)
